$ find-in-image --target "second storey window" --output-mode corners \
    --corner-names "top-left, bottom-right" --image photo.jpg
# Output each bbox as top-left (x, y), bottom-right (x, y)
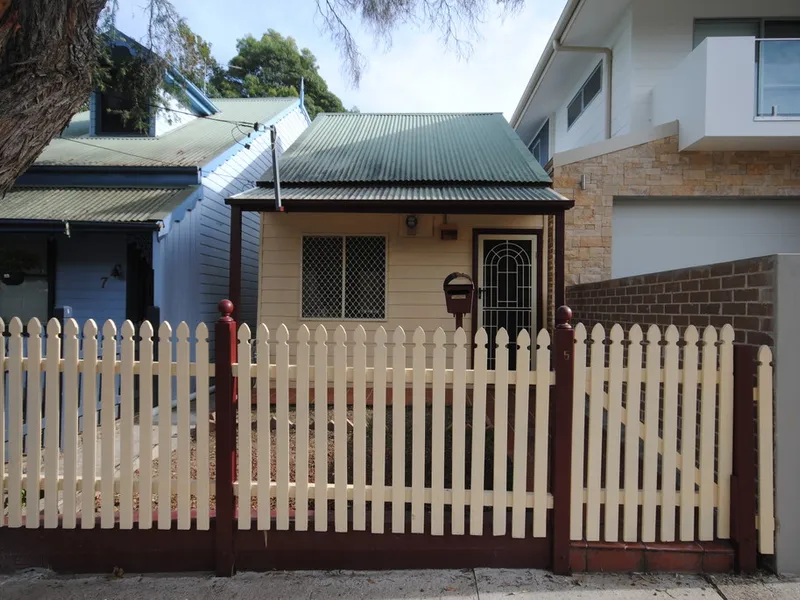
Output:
top-left (529, 120), bottom-right (550, 167)
top-left (302, 235), bottom-right (386, 320)
top-left (567, 62), bottom-right (603, 129)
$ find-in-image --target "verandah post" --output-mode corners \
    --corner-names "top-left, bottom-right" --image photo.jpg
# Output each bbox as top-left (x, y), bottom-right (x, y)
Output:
top-left (731, 344), bottom-right (758, 574)
top-left (215, 300), bottom-right (238, 576)
top-left (551, 306), bottom-right (575, 575)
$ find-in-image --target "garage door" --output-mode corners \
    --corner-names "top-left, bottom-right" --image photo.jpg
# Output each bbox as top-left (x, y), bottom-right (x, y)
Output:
top-left (612, 197), bottom-right (800, 278)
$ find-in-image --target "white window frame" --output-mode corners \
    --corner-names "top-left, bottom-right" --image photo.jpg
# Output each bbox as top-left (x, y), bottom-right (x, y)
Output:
top-left (299, 233), bottom-right (388, 321)
top-left (567, 62), bottom-right (603, 130)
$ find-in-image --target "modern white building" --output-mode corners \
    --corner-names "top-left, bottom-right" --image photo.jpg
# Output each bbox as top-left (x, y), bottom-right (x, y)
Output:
top-left (511, 0), bottom-right (800, 281)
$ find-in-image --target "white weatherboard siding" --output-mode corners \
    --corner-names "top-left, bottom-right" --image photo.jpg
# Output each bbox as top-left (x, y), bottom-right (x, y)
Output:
top-left (612, 198), bottom-right (800, 278)
top-left (200, 106), bottom-right (309, 336)
top-left (154, 90), bottom-right (198, 137)
top-left (630, 0), bottom-right (799, 132)
top-left (554, 7), bottom-right (633, 154)
top-left (55, 234), bottom-right (127, 327)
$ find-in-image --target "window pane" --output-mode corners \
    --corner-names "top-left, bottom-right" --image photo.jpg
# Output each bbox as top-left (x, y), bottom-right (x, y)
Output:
top-left (583, 64), bottom-right (603, 106)
top-left (0, 234), bottom-right (49, 324)
top-left (567, 95), bottom-right (582, 127)
top-left (530, 120), bottom-right (550, 166)
top-left (693, 19), bottom-right (760, 49)
top-left (344, 236), bottom-right (386, 320)
top-left (764, 20), bottom-right (800, 39)
top-left (302, 236), bottom-right (343, 319)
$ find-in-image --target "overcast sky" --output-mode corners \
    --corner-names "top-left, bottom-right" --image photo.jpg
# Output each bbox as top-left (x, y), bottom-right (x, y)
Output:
top-left (114, 0), bottom-right (565, 119)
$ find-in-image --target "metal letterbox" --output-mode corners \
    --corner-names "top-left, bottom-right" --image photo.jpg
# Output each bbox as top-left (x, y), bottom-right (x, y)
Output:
top-left (443, 272), bottom-right (475, 316)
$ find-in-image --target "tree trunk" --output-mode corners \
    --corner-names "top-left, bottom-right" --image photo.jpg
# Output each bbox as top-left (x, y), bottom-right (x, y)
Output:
top-left (0, 0), bottom-right (106, 194)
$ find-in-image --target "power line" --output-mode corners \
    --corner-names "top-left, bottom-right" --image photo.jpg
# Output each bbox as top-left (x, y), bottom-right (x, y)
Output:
top-left (58, 137), bottom-right (269, 189)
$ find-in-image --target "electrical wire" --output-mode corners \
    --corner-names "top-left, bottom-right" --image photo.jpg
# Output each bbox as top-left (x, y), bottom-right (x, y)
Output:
top-left (58, 137), bottom-right (269, 189)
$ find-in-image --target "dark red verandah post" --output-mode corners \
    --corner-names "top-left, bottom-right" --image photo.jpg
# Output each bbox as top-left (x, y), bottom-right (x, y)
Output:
top-left (215, 300), bottom-right (237, 576)
top-left (731, 344), bottom-right (758, 574)
top-left (551, 306), bottom-right (575, 575)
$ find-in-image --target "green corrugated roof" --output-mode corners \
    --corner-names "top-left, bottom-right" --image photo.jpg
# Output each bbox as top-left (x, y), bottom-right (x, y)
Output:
top-left (232, 185), bottom-right (566, 202)
top-left (0, 187), bottom-right (197, 222)
top-left (258, 112), bottom-right (551, 185)
top-left (34, 98), bottom-right (298, 167)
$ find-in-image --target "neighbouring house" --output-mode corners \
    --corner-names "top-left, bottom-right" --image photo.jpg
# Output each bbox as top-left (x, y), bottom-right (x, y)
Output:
top-left (511, 0), bottom-right (800, 283)
top-left (226, 112), bottom-right (573, 368)
top-left (0, 30), bottom-right (310, 337)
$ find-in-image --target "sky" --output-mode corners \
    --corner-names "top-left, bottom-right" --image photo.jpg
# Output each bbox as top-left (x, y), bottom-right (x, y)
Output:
top-left (114, 0), bottom-right (566, 119)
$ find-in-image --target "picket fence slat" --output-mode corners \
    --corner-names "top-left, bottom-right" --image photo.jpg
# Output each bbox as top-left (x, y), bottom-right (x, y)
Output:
top-left (100, 321), bottom-right (117, 529)
top-left (256, 325), bottom-right (271, 530)
top-left (238, 324), bottom-right (253, 530)
top-left (157, 322), bottom-right (173, 530)
top-left (623, 325), bottom-right (643, 542)
top-left (138, 322), bottom-right (155, 530)
top-left (195, 323), bottom-right (211, 531)
top-left (26, 320), bottom-right (43, 529)
top-left (353, 326), bottom-right (368, 531)
top-left (81, 321), bottom-right (99, 529)
top-left (585, 324), bottom-right (605, 541)
top-left (276, 325), bottom-right (291, 530)
top-left (333, 326), bottom-right (348, 533)
top-left (680, 326), bottom-right (699, 541)
top-left (604, 325), bottom-right (624, 542)
top-left (511, 330), bottom-right (531, 539)
top-left (492, 328), bottom-right (510, 536)
top-left (757, 346), bottom-right (775, 554)
top-left (469, 329), bottom-right (488, 536)
top-left (295, 325), bottom-right (311, 531)
top-left (176, 323), bottom-right (192, 530)
top-left (641, 325), bottom-right (661, 542)
top-left (119, 321), bottom-right (136, 530)
top-left (533, 329), bottom-right (551, 538)
top-left (451, 328), bottom-right (468, 536)
top-left (717, 325), bottom-right (735, 539)
top-left (411, 327), bottom-right (426, 534)
top-left (698, 327), bottom-right (718, 541)
top-left (43, 319), bottom-right (62, 528)
top-left (570, 324), bottom-right (588, 541)
top-left (661, 325), bottom-right (680, 542)
top-left (431, 328), bottom-right (447, 536)
top-left (314, 325), bottom-right (328, 532)
top-left (371, 328), bottom-right (388, 534)
top-left (391, 327), bottom-right (406, 534)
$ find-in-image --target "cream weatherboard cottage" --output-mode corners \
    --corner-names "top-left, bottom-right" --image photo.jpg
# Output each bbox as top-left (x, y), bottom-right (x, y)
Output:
top-left (226, 112), bottom-right (573, 363)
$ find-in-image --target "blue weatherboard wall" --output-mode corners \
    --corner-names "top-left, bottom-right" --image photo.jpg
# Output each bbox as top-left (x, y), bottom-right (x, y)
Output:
top-left (55, 233), bottom-right (128, 327)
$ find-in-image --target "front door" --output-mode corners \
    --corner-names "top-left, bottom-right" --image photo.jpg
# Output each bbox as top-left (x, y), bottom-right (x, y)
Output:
top-left (477, 234), bottom-right (538, 369)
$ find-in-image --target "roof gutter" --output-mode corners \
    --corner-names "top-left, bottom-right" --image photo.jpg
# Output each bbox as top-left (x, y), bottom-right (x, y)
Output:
top-left (0, 219), bottom-right (161, 233)
top-left (510, 0), bottom-right (585, 129)
top-left (552, 40), bottom-right (613, 140)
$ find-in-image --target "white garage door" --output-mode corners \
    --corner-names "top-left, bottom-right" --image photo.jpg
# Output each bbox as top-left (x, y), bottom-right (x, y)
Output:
top-left (612, 197), bottom-right (800, 278)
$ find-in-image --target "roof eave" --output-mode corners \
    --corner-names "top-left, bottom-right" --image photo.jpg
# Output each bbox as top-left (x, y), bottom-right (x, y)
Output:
top-left (509, 0), bottom-right (584, 128)
top-left (226, 198), bottom-right (574, 214)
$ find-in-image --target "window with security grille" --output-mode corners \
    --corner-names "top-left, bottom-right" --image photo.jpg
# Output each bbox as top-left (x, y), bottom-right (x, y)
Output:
top-left (302, 235), bottom-right (386, 320)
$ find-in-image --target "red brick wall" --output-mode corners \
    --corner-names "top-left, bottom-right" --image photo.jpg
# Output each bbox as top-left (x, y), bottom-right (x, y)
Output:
top-left (566, 256), bottom-right (775, 346)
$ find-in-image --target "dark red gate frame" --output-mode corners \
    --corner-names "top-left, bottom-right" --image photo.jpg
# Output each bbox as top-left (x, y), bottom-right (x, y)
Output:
top-left (0, 303), bottom-right (761, 576)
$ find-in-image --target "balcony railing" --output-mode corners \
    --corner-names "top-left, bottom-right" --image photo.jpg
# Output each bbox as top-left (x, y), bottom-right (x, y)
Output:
top-left (757, 39), bottom-right (800, 117)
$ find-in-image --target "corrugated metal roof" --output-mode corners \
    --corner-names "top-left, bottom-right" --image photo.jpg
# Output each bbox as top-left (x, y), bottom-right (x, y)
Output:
top-left (0, 187), bottom-right (198, 222)
top-left (34, 98), bottom-right (299, 167)
top-left (232, 185), bottom-right (568, 202)
top-left (259, 113), bottom-right (551, 185)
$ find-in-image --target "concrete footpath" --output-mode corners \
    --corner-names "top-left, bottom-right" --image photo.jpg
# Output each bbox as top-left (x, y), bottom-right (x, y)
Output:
top-left (1, 569), bottom-right (799, 599)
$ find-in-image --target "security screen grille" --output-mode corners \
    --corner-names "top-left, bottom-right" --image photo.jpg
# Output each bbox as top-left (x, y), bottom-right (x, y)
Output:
top-left (302, 235), bottom-right (386, 320)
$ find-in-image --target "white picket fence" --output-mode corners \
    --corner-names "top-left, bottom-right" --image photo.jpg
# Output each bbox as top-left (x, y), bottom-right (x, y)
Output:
top-left (0, 317), bottom-right (213, 530)
top-left (569, 323), bottom-right (774, 554)
top-left (0, 317), bottom-right (776, 557)
top-left (235, 323), bottom-right (552, 538)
